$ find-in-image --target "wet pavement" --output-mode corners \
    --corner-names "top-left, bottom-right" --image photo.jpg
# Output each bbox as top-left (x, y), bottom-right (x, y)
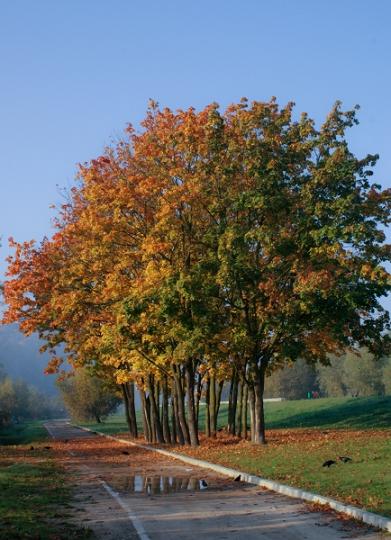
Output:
top-left (44, 420), bottom-right (386, 540)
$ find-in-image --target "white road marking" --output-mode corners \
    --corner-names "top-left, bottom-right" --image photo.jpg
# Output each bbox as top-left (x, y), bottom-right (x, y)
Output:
top-left (43, 422), bottom-right (56, 438)
top-left (99, 480), bottom-right (151, 540)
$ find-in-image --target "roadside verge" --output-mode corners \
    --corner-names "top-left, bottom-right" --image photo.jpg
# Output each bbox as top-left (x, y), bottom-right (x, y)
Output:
top-left (74, 424), bottom-right (391, 533)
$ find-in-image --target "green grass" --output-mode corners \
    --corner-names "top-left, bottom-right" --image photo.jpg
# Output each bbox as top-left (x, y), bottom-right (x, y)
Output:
top-left (81, 395), bottom-right (391, 434)
top-left (263, 395), bottom-right (391, 429)
top-left (183, 431), bottom-right (391, 518)
top-left (0, 420), bottom-right (50, 446)
top-left (0, 421), bottom-right (91, 539)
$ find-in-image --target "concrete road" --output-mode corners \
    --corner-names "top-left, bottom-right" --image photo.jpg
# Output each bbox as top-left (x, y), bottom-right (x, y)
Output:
top-left (44, 420), bottom-right (385, 540)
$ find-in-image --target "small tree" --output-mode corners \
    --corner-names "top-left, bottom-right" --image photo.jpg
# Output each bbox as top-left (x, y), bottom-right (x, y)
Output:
top-left (57, 369), bottom-right (120, 423)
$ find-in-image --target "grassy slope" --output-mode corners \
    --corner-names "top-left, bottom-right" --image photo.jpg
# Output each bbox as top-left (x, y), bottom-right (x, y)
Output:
top-left (82, 395), bottom-right (391, 434)
top-left (0, 421), bottom-right (90, 539)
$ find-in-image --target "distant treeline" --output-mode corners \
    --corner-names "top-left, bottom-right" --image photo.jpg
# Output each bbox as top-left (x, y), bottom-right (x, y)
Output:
top-left (265, 351), bottom-right (391, 400)
top-left (0, 364), bottom-right (65, 427)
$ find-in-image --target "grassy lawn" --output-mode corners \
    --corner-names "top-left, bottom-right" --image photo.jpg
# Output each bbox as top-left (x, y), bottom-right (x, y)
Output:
top-left (0, 421), bottom-right (91, 539)
top-left (81, 395), bottom-right (391, 518)
top-left (0, 420), bottom-right (50, 445)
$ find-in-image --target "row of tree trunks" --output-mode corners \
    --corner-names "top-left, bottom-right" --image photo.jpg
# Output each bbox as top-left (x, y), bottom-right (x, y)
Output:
top-left (128, 361), bottom-right (268, 446)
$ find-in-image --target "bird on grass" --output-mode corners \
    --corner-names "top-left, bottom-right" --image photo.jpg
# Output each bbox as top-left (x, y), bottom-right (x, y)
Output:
top-left (234, 475), bottom-right (241, 482)
top-left (121, 450), bottom-right (130, 455)
top-left (338, 456), bottom-right (352, 463)
top-left (322, 460), bottom-right (336, 468)
top-left (44, 446), bottom-right (52, 450)
top-left (29, 446), bottom-right (34, 451)
top-left (200, 480), bottom-right (208, 488)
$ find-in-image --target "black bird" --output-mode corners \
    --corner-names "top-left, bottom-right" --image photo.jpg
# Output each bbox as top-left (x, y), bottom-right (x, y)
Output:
top-left (29, 446), bottom-right (34, 451)
top-left (121, 450), bottom-right (130, 455)
top-left (200, 480), bottom-right (208, 488)
top-left (44, 446), bottom-right (52, 450)
top-left (234, 475), bottom-right (241, 482)
top-left (322, 460), bottom-right (336, 468)
top-left (338, 456), bottom-right (352, 463)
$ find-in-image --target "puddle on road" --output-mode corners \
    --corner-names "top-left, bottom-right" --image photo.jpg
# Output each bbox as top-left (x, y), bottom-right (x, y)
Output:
top-left (116, 475), bottom-right (208, 495)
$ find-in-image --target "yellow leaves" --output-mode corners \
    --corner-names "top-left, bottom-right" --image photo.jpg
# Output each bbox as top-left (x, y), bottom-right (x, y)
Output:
top-left (360, 263), bottom-right (390, 283)
top-left (360, 263), bottom-right (372, 277)
top-left (114, 369), bottom-right (133, 385)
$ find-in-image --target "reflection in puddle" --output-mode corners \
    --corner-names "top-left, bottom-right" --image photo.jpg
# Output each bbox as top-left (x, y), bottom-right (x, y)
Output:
top-left (119, 476), bottom-right (208, 495)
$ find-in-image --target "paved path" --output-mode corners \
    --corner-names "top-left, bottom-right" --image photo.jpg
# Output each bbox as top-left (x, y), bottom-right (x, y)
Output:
top-left (44, 420), bottom-right (385, 540)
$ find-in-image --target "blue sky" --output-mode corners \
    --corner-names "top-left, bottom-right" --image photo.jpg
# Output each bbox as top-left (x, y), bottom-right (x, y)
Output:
top-left (0, 0), bottom-right (390, 313)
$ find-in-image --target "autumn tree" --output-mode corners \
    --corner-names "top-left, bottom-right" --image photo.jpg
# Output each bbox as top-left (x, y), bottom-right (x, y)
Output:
top-left (57, 368), bottom-right (120, 423)
top-left (2, 98), bottom-right (390, 446)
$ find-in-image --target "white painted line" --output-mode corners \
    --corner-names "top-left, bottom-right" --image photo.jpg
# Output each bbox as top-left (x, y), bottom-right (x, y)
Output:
top-left (74, 423), bottom-right (391, 533)
top-left (43, 422), bottom-right (56, 438)
top-left (99, 480), bottom-right (151, 540)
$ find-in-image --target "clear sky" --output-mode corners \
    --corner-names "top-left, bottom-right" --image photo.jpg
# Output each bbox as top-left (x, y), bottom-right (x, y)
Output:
top-left (0, 0), bottom-right (390, 311)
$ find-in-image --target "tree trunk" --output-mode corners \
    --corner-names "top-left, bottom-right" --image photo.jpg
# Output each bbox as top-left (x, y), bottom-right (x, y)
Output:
top-left (173, 365), bottom-right (191, 445)
top-left (123, 382), bottom-right (138, 439)
top-left (253, 363), bottom-right (267, 444)
top-left (236, 379), bottom-right (243, 437)
top-left (241, 382), bottom-right (248, 439)
top-left (155, 381), bottom-right (161, 425)
top-left (209, 374), bottom-right (216, 437)
top-left (215, 379), bottom-right (224, 427)
top-left (139, 387), bottom-right (152, 443)
top-left (162, 376), bottom-right (171, 444)
top-left (129, 382), bottom-right (138, 438)
top-left (248, 385), bottom-right (255, 442)
top-left (121, 383), bottom-right (132, 434)
top-left (205, 376), bottom-right (211, 438)
top-left (228, 369), bottom-right (238, 434)
top-left (185, 360), bottom-right (199, 447)
top-left (170, 395), bottom-right (177, 444)
top-left (148, 375), bottom-right (164, 443)
top-left (195, 373), bottom-right (202, 425)
top-left (172, 392), bottom-right (184, 445)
